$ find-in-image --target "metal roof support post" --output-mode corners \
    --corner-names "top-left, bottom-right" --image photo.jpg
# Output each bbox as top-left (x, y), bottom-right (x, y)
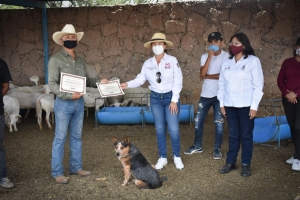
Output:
top-left (42, 6), bottom-right (49, 84)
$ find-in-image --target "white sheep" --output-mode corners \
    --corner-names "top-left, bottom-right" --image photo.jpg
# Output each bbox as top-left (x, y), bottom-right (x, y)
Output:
top-left (6, 91), bottom-right (41, 119)
top-left (10, 85), bottom-right (44, 93)
top-left (83, 92), bottom-right (105, 117)
top-left (36, 94), bottom-right (54, 130)
top-left (3, 96), bottom-right (21, 132)
top-left (106, 77), bottom-right (124, 107)
top-left (30, 75), bottom-right (40, 86)
top-left (9, 83), bottom-right (19, 90)
top-left (120, 87), bottom-right (150, 107)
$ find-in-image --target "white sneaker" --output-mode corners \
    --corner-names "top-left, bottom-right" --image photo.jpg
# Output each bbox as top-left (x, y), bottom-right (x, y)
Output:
top-left (0, 177), bottom-right (14, 189)
top-left (286, 156), bottom-right (294, 165)
top-left (173, 156), bottom-right (184, 170)
top-left (292, 159), bottom-right (300, 171)
top-left (155, 157), bottom-right (167, 170)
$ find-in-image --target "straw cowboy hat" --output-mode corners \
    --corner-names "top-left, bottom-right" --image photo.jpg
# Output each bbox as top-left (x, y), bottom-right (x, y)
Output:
top-left (144, 33), bottom-right (173, 48)
top-left (52, 24), bottom-right (84, 45)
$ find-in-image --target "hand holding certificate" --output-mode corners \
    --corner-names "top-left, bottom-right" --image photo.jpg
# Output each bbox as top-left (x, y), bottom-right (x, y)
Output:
top-left (59, 72), bottom-right (86, 94)
top-left (96, 80), bottom-right (124, 97)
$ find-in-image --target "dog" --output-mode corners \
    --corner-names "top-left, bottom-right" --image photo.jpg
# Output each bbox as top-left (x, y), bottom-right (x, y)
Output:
top-left (112, 136), bottom-right (167, 189)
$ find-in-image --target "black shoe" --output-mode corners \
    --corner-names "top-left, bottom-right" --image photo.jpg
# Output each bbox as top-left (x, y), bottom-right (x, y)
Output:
top-left (219, 163), bottom-right (237, 174)
top-left (241, 164), bottom-right (251, 177)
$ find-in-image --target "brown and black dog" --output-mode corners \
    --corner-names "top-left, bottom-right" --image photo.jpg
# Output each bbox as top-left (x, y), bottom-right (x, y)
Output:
top-left (112, 136), bottom-right (167, 189)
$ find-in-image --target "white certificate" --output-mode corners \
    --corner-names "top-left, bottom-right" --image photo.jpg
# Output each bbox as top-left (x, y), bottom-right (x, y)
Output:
top-left (96, 80), bottom-right (124, 97)
top-left (59, 72), bottom-right (86, 94)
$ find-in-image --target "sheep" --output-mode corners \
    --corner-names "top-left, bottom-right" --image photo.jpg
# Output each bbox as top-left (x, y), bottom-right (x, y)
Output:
top-left (3, 96), bottom-right (21, 132)
top-left (36, 94), bottom-right (54, 130)
top-left (10, 85), bottom-right (44, 93)
top-left (6, 91), bottom-right (41, 119)
top-left (44, 84), bottom-right (105, 118)
top-left (30, 75), bottom-right (40, 86)
top-left (120, 87), bottom-right (150, 107)
top-left (106, 77), bottom-right (124, 107)
top-left (9, 83), bottom-right (19, 90)
top-left (86, 87), bottom-right (99, 94)
top-left (83, 92), bottom-right (105, 117)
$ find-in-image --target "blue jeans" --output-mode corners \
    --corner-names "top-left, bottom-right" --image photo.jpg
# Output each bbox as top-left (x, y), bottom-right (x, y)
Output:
top-left (51, 97), bottom-right (84, 178)
top-left (0, 114), bottom-right (7, 179)
top-left (150, 91), bottom-right (181, 158)
top-left (194, 96), bottom-right (224, 149)
top-left (225, 107), bottom-right (254, 165)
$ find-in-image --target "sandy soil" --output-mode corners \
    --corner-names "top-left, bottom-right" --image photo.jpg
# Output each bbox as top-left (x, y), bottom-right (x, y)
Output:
top-left (0, 111), bottom-right (299, 200)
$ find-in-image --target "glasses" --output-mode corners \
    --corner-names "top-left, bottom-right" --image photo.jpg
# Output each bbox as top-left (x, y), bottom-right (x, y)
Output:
top-left (156, 72), bottom-right (161, 83)
top-left (229, 42), bottom-right (242, 46)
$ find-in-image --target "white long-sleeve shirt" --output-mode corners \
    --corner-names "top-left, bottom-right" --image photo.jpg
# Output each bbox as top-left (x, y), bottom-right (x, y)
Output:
top-left (127, 53), bottom-right (183, 103)
top-left (217, 55), bottom-right (264, 111)
top-left (200, 51), bottom-right (229, 98)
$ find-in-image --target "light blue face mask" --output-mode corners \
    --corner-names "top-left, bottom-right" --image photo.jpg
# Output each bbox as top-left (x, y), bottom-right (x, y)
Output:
top-left (208, 45), bottom-right (219, 52)
top-left (296, 48), bottom-right (300, 55)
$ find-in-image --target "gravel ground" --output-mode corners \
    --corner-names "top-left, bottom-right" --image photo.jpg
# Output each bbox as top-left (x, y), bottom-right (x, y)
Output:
top-left (0, 111), bottom-right (300, 200)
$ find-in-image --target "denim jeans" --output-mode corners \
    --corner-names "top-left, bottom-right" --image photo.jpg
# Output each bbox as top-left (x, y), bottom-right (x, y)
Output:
top-left (0, 114), bottom-right (7, 179)
top-left (150, 91), bottom-right (181, 158)
top-left (225, 107), bottom-right (254, 165)
top-left (194, 96), bottom-right (224, 149)
top-left (51, 97), bottom-right (84, 178)
top-left (282, 97), bottom-right (300, 159)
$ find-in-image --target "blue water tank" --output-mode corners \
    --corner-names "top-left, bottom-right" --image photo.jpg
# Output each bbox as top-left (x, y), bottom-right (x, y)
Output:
top-left (96, 104), bottom-right (194, 125)
top-left (141, 104), bottom-right (194, 124)
top-left (253, 115), bottom-right (291, 143)
top-left (97, 107), bottom-right (145, 125)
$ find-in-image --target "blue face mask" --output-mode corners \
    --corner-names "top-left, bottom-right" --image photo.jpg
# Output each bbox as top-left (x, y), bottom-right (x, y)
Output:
top-left (208, 45), bottom-right (219, 52)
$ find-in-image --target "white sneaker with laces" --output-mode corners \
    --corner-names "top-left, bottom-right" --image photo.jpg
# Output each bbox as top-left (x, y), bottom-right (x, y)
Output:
top-left (0, 177), bottom-right (14, 189)
top-left (286, 156), bottom-right (294, 165)
top-left (292, 159), bottom-right (300, 171)
top-left (173, 156), bottom-right (184, 170)
top-left (155, 157), bottom-right (167, 170)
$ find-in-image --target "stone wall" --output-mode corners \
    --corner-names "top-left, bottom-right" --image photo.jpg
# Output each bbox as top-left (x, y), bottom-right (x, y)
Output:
top-left (0, 0), bottom-right (299, 114)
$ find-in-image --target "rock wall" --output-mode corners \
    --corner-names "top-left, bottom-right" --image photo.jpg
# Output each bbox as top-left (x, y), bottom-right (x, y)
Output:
top-left (0, 0), bottom-right (299, 114)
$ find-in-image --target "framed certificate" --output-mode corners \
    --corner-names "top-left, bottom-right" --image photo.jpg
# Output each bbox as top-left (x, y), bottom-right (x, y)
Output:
top-left (96, 80), bottom-right (124, 97)
top-left (59, 72), bottom-right (86, 94)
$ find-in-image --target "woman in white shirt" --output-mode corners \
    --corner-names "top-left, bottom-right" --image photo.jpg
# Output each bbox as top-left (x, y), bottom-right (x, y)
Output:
top-left (120, 33), bottom-right (184, 170)
top-left (217, 32), bottom-right (264, 177)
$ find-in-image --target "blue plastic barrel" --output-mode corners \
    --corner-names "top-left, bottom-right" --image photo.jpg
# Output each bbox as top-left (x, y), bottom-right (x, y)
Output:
top-left (253, 115), bottom-right (291, 143)
top-left (96, 104), bottom-right (194, 125)
top-left (144, 104), bottom-right (194, 124)
top-left (97, 107), bottom-right (145, 125)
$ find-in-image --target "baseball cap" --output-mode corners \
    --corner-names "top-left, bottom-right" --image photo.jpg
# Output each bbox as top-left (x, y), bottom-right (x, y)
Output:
top-left (208, 32), bottom-right (223, 42)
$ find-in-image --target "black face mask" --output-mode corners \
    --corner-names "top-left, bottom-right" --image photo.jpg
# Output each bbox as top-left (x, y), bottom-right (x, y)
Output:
top-left (63, 40), bottom-right (77, 49)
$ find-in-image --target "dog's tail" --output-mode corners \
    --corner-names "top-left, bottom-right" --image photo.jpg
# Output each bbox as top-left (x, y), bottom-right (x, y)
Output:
top-left (160, 175), bottom-right (168, 182)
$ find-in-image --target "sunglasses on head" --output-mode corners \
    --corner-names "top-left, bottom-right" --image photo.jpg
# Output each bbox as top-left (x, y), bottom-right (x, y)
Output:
top-left (156, 72), bottom-right (161, 83)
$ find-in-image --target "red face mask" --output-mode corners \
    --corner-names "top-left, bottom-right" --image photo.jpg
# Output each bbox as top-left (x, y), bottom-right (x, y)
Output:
top-left (230, 45), bottom-right (243, 55)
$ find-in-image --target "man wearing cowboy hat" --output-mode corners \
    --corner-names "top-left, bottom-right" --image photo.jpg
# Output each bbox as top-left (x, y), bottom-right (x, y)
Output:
top-left (48, 24), bottom-right (108, 184)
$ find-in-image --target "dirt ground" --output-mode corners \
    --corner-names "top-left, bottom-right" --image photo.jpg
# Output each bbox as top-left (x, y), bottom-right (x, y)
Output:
top-left (0, 110), bottom-right (300, 200)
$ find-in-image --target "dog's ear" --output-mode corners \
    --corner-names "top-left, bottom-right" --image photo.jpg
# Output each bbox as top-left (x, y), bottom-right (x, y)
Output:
top-left (124, 136), bottom-right (130, 145)
top-left (112, 136), bottom-right (118, 143)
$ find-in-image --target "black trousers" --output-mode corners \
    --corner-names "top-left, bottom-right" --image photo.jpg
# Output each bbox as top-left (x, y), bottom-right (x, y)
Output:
top-left (0, 114), bottom-right (7, 178)
top-left (282, 97), bottom-right (300, 159)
